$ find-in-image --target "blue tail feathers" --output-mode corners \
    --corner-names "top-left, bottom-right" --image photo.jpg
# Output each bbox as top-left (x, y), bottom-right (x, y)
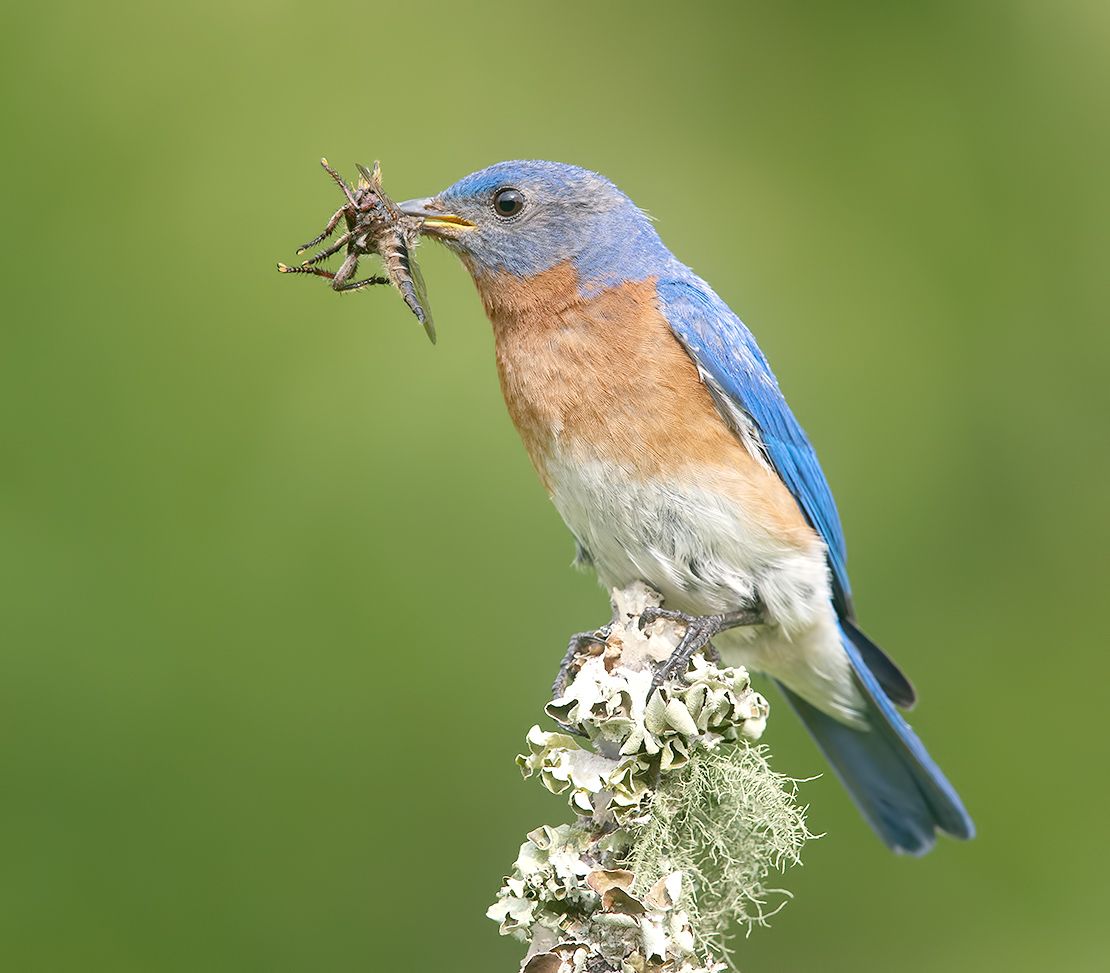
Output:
top-left (777, 623), bottom-right (975, 855)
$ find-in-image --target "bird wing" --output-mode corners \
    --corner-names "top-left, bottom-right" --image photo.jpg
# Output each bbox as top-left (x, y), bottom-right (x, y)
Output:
top-left (657, 277), bottom-right (852, 615)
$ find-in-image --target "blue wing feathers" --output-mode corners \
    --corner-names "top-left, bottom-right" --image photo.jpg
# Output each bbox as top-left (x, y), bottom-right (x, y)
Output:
top-left (657, 278), bottom-right (852, 607)
top-left (659, 275), bottom-right (919, 703)
top-left (658, 275), bottom-right (974, 850)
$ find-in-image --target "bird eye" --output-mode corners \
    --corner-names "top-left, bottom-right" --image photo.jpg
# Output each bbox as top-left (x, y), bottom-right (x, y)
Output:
top-left (493, 188), bottom-right (524, 218)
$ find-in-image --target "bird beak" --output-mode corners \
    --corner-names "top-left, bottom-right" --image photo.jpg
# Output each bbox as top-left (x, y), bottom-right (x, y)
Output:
top-left (399, 198), bottom-right (476, 237)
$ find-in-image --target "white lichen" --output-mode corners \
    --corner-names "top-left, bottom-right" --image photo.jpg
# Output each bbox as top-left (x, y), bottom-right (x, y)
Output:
top-left (490, 583), bottom-right (814, 972)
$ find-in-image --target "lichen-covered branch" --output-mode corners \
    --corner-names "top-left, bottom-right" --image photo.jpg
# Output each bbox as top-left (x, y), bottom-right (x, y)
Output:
top-left (488, 583), bottom-right (814, 972)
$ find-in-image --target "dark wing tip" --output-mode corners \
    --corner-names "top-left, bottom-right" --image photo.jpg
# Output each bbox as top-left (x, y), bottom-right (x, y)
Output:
top-left (842, 618), bottom-right (917, 709)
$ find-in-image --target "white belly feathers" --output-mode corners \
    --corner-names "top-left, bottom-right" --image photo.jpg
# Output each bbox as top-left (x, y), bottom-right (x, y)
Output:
top-left (546, 453), bottom-right (867, 726)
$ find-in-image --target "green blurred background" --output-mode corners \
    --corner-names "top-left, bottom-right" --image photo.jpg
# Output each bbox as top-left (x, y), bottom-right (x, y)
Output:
top-left (3, 1), bottom-right (1108, 969)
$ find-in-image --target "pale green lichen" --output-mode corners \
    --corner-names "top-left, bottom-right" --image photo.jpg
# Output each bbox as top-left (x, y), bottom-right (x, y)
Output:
top-left (623, 744), bottom-right (813, 961)
top-left (487, 822), bottom-right (598, 941)
top-left (491, 582), bottom-right (812, 972)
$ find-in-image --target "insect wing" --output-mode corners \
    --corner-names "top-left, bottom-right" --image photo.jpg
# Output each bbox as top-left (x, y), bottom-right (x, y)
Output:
top-left (408, 249), bottom-right (436, 344)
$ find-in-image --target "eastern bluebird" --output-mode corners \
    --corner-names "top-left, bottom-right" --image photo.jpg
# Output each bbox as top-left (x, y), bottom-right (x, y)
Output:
top-left (400, 161), bottom-right (974, 854)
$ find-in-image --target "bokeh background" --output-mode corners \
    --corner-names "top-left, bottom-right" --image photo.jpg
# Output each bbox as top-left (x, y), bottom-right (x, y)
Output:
top-left (4, 1), bottom-right (1109, 969)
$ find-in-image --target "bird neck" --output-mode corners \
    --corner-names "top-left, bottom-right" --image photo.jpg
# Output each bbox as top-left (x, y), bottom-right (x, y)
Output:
top-left (467, 260), bottom-right (586, 321)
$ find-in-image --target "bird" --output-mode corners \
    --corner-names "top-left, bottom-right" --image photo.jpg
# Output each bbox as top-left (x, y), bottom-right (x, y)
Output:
top-left (398, 161), bottom-right (974, 854)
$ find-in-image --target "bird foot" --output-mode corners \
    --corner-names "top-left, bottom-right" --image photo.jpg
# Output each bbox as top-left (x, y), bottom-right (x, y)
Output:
top-left (638, 603), bottom-right (763, 698)
top-left (551, 625), bottom-right (614, 701)
top-left (549, 624), bottom-right (618, 737)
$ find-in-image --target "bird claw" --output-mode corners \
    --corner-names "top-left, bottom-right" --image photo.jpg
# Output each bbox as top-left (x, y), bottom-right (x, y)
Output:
top-left (549, 625), bottom-right (616, 737)
top-left (551, 625), bottom-right (613, 702)
top-left (638, 605), bottom-right (699, 632)
top-left (549, 599), bottom-right (763, 726)
top-left (640, 603), bottom-right (764, 699)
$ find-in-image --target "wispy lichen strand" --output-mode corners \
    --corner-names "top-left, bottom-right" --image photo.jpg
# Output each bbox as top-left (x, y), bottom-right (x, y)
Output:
top-left (489, 583), bottom-right (814, 972)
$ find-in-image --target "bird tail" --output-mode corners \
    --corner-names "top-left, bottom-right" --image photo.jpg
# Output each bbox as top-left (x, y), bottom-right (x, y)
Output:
top-left (777, 622), bottom-right (975, 855)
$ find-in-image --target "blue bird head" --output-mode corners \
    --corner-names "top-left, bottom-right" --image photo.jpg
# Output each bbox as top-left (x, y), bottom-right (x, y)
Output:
top-left (401, 161), bottom-right (673, 295)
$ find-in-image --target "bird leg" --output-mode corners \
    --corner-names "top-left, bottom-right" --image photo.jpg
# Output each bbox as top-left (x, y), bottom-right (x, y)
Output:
top-left (639, 602), bottom-right (764, 697)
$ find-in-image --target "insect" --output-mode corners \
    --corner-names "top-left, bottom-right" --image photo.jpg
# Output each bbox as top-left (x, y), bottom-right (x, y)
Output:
top-left (277, 158), bottom-right (435, 343)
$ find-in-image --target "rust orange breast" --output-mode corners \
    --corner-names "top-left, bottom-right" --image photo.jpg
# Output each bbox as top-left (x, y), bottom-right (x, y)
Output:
top-left (471, 261), bottom-right (816, 546)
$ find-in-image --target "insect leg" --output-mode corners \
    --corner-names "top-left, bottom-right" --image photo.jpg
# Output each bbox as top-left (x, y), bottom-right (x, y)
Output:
top-left (296, 206), bottom-right (348, 254)
top-left (320, 157), bottom-right (359, 208)
top-left (300, 231), bottom-right (355, 266)
top-left (331, 251), bottom-right (360, 289)
top-left (276, 263), bottom-right (337, 280)
top-left (333, 276), bottom-right (390, 292)
top-left (277, 262), bottom-right (385, 292)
